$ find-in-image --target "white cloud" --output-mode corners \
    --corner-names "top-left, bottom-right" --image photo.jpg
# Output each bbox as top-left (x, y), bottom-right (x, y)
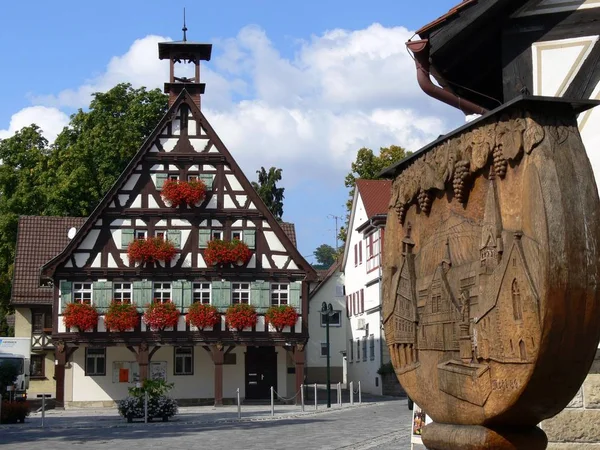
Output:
top-left (0, 106), bottom-right (69, 143)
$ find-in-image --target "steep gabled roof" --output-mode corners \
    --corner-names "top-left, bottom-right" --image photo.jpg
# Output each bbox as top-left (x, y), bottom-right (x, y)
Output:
top-left (12, 216), bottom-right (86, 305)
top-left (280, 222), bottom-right (297, 248)
top-left (415, 0), bottom-right (478, 35)
top-left (355, 179), bottom-right (392, 219)
top-left (309, 259), bottom-right (341, 299)
top-left (40, 90), bottom-right (316, 280)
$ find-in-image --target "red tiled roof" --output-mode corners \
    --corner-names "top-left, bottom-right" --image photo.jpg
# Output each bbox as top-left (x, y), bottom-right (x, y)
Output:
top-left (355, 179), bottom-right (392, 219)
top-left (415, 0), bottom-right (478, 36)
top-left (280, 222), bottom-right (297, 248)
top-left (11, 216), bottom-right (86, 305)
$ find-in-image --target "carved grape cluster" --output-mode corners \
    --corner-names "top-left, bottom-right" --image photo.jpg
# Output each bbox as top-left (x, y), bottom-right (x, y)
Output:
top-left (453, 160), bottom-right (470, 204)
top-left (395, 204), bottom-right (406, 225)
top-left (493, 145), bottom-right (507, 178)
top-left (417, 189), bottom-right (432, 215)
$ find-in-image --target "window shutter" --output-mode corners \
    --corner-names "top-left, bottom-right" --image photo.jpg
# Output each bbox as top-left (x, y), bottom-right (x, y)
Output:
top-left (359, 241), bottom-right (363, 264)
top-left (222, 281), bottom-right (231, 306)
top-left (142, 280), bottom-right (153, 305)
top-left (168, 229), bottom-right (181, 249)
top-left (132, 281), bottom-right (145, 312)
top-left (199, 174), bottom-right (214, 189)
top-left (290, 282), bottom-right (301, 310)
top-left (251, 282), bottom-right (262, 308)
top-left (198, 229), bottom-right (211, 248)
top-left (93, 281), bottom-right (112, 312)
top-left (243, 229), bottom-right (256, 249)
top-left (182, 281), bottom-right (192, 311)
top-left (212, 281), bottom-right (231, 308)
top-left (260, 281), bottom-right (271, 308)
top-left (156, 173), bottom-right (168, 190)
top-left (121, 229), bottom-right (134, 249)
top-left (346, 295), bottom-right (350, 317)
top-left (211, 281), bottom-right (222, 306)
top-left (60, 281), bottom-right (72, 313)
top-left (354, 244), bottom-right (357, 266)
top-left (361, 289), bottom-right (364, 313)
top-left (172, 280), bottom-right (183, 308)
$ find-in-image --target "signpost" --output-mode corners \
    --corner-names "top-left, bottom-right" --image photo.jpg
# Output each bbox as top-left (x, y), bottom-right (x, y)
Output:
top-left (36, 394), bottom-right (52, 428)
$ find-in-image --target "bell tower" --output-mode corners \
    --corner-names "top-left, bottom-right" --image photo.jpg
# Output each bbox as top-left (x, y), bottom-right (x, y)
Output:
top-left (158, 10), bottom-right (212, 108)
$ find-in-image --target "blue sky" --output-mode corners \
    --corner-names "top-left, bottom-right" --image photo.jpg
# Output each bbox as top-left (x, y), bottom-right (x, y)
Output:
top-left (0, 0), bottom-right (464, 262)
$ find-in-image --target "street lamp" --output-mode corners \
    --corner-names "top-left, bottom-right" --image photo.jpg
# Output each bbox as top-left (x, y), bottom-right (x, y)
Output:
top-left (321, 301), bottom-right (334, 408)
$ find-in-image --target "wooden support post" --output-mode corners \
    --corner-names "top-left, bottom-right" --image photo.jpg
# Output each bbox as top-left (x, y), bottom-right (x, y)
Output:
top-left (211, 343), bottom-right (225, 406)
top-left (127, 342), bottom-right (159, 382)
top-left (294, 343), bottom-right (305, 405)
top-left (54, 341), bottom-right (77, 410)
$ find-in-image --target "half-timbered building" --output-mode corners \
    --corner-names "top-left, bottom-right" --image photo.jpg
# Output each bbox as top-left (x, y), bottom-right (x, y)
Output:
top-left (33, 34), bottom-right (316, 407)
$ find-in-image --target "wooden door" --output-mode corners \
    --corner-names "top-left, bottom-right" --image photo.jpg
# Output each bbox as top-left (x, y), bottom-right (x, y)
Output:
top-left (245, 346), bottom-right (277, 399)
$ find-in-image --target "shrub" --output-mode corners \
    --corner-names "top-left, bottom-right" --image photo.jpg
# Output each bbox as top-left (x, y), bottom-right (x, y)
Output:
top-left (265, 305), bottom-right (299, 332)
top-left (117, 378), bottom-right (177, 422)
top-left (1, 401), bottom-right (30, 424)
top-left (63, 302), bottom-right (98, 331)
top-left (226, 303), bottom-right (257, 331)
top-left (186, 303), bottom-right (220, 330)
top-left (104, 301), bottom-right (139, 332)
top-left (143, 301), bottom-right (180, 331)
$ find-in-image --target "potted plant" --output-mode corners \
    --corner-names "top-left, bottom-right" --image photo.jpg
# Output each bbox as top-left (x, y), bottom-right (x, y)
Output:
top-left (63, 302), bottom-right (99, 332)
top-left (204, 239), bottom-right (252, 266)
top-left (104, 301), bottom-right (139, 332)
top-left (265, 305), bottom-right (299, 332)
top-left (225, 303), bottom-right (257, 331)
top-left (128, 237), bottom-right (176, 264)
top-left (186, 303), bottom-right (220, 331)
top-left (117, 379), bottom-right (178, 423)
top-left (161, 179), bottom-right (207, 207)
top-left (143, 301), bottom-right (180, 331)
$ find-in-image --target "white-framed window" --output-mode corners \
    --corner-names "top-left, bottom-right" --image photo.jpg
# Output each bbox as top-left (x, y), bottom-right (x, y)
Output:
top-left (320, 343), bottom-right (329, 357)
top-left (174, 347), bottom-right (193, 376)
top-left (320, 310), bottom-right (342, 327)
top-left (73, 282), bottom-right (92, 305)
top-left (135, 230), bottom-right (147, 240)
top-left (232, 230), bottom-right (243, 241)
top-left (169, 174), bottom-right (179, 181)
top-left (232, 282), bottom-right (250, 304)
top-left (153, 282), bottom-right (171, 303)
top-left (366, 230), bottom-right (381, 273)
top-left (212, 230), bottom-right (223, 240)
top-left (362, 337), bottom-right (367, 362)
top-left (193, 282), bottom-right (211, 304)
top-left (188, 175), bottom-right (198, 182)
top-left (155, 230), bottom-right (167, 239)
top-left (85, 348), bottom-right (106, 376)
top-left (113, 282), bottom-right (132, 304)
top-left (270, 283), bottom-right (289, 306)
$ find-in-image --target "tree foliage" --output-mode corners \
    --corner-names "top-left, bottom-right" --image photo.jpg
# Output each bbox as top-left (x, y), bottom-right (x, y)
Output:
top-left (313, 244), bottom-right (336, 269)
top-left (0, 83), bottom-right (168, 330)
top-left (251, 167), bottom-right (285, 220)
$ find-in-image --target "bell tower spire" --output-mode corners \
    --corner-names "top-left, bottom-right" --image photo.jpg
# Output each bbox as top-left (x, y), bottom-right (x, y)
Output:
top-left (158, 11), bottom-right (212, 108)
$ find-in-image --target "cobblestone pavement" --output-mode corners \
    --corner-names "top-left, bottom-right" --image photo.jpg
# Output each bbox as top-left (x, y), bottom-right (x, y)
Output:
top-left (0, 398), bottom-right (414, 449)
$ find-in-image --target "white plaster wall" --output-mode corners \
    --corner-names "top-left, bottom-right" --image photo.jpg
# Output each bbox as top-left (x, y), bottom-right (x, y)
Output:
top-left (223, 346), bottom-right (246, 398)
top-left (346, 311), bottom-right (383, 395)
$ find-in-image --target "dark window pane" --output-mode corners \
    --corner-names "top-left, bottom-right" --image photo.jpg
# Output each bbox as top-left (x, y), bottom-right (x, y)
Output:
top-left (175, 358), bottom-right (183, 374)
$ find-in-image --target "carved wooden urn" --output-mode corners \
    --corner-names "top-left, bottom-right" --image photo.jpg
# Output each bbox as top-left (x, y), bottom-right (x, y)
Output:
top-left (381, 97), bottom-right (600, 449)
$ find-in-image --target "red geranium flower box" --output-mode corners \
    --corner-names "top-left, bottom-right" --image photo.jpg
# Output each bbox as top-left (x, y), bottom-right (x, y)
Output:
top-left (143, 301), bottom-right (180, 331)
top-left (226, 303), bottom-right (257, 331)
top-left (162, 179), bottom-right (207, 207)
top-left (265, 305), bottom-right (299, 332)
top-left (186, 303), bottom-right (220, 331)
top-left (104, 301), bottom-right (139, 332)
top-left (63, 302), bottom-right (98, 332)
top-left (204, 240), bottom-right (252, 266)
top-left (128, 237), bottom-right (176, 264)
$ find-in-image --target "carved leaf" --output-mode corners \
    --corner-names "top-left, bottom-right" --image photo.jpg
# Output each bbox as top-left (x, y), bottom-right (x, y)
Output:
top-left (499, 119), bottom-right (525, 162)
top-left (523, 117), bottom-right (545, 154)
top-left (470, 125), bottom-right (494, 172)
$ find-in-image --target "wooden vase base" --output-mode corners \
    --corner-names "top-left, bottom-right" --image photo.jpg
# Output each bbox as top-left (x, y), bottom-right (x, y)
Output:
top-left (421, 422), bottom-right (548, 450)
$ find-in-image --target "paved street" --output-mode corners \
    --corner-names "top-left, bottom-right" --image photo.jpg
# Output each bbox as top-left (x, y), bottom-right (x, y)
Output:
top-left (0, 398), bottom-right (413, 449)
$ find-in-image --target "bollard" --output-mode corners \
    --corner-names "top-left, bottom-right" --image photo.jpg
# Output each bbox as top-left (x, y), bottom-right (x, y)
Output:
top-left (350, 381), bottom-right (354, 406)
top-left (314, 383), bottom-right (318, 411)
top-left (237, 388), bottom-right (241, 419)
top-left (358, 381), bottom-right (362, 404)
top-left (301, 384), bottom-right (305, 412)
top-left (338, 382), bottom-right (342, 407)
top-left (144, 391), bottom-right (149, 424)
top-left (41, 395), bottom-right (45, 428)
top-left (270, 386), bottom-right (275, 417)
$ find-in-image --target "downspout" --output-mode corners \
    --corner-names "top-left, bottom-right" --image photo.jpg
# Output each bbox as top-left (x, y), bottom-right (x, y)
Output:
top-left (406, 39), bottom-right (488, 116)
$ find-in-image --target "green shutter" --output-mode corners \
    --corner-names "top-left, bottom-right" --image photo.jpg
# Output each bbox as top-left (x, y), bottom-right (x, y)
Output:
top-left (260, 281), bottom-right (271, 309)
top-left (199, 174), bottom-right (214, 189)
top-left (211, 281), bottom-right (222, 306)
top-left (182, 281), bottom-right (192, 311)
top-left (251, 282), bottom-right (261, 308)
top-left (168, 230), bottom-right (181, 249)
top-left (212, 281), bottom-right (231, 308)
top-left (290, 282), bottom-right (301, 310)
top-left (132, 281), bottom-right (145, 312)
top-left (172, 280), bottom-right (183, 308)
top-left (121, 229), bottom-right (134, 249)
top-left (156, 173), bottom-right (168, 190)
top-left (60, 281), bottom-right (72, 313)
top-left (244, 229), bottom-right (256, 249)
top-left (93, 281), bottom-right (112, 312)
top-left (143, 280), bottom-right (153, 305)
top-left (198, 229), bottom-right (211, 248)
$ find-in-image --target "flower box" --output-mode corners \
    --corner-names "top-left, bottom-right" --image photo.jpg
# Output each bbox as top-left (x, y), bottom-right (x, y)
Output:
top-left (225, 303), bottom-right (257, 331)
top-left (63, 302), bottom-right (99, 332)
top-left (204, 239), bottom-right (252, 266)
top-left (143, 301), bottom-right (180, 331)
top-left (186, 303), bottom-right (220, 331)
top-left (104, 301), bottom-right (139, 332)
top-left (161, 179), bottom-right (206, 207)
top-left (265, 305), bottom-right (299, 332)
top-left (128, 237), bottom-right (176, 264)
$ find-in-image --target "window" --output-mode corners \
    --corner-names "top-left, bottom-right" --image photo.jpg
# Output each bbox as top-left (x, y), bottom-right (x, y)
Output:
top-left (232, 230), bottom-right (243, 241)
top-left (366, 231), bottom-right (381, 272)
top-left (188, 175), bottom-right (198, 182)
top-left (85, 348), bottom-right (106, 376)
top-left (348, 339), bottom-right (354, 362)
top-left (512, 279), bottom-right (522, 320)
top-left (155, 230), bottom-right (167, 239)
top-left (369, 335), bottom-right (375, 361)
top-left (359, 241), bottom-right (363, 265)
top-left (270, 283), bottom-right (289, 306)
top-left (356, 339), bottom-right (360, 362)
top-left (320, 310), bottom-right (341, 327)
top-left (73, 283), bottom-right (92, 305)
top-left (113, 283), bottom-right (132, 304)
top-left (211, 230), bottom-right (223, 240)
top-left (32, 311), bottom-right (52, 333)
top-left (135, 230), bottom-right (147, 240)
top-left (362, 337), bottom-right (367, 362)
top-left (320, 343), bottom-right (329, 357)
top-left (193, 282), bottom-right (211, 304)
top-left (174, 347), bottom-right (193, 375)
top-left (354, 244), bottom-right (357, 266)
top-left (169, 174), bottom-right (179, 181)
top-left (30, 354), bottom-right (45, 378)
top-left (232, 282), bottom-right (250, 304)
top-left (153, 282), bottom-right (171, 303)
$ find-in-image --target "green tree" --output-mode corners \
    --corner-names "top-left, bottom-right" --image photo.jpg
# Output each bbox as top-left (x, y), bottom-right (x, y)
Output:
top-left (251, 167), bottom-right (285, 220)
top-left (313, 244), bottom-right (336, 268)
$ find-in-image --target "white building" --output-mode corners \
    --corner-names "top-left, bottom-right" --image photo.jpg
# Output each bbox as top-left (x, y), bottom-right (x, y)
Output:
top-left (342, 180), bottom-right (392, 395)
